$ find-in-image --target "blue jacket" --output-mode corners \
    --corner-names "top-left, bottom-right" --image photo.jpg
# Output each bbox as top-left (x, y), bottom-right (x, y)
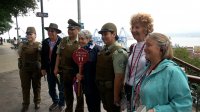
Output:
top-left (82, 41), bottom-right (102, 94)
top-left (140, 59), bottom-right (192, 112)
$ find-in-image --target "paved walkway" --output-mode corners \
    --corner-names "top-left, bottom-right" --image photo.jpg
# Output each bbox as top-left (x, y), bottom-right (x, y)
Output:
top-left (0, 43), bottom-right (197, 112)
top-left (0, 43), bottom-right (104, 112)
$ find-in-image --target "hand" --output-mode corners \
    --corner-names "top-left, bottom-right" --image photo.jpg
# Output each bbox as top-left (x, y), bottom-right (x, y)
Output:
top-left (147, 109), bottom-right (155, 112)
top-left (41, 69), bottom-right (47, 76)
top-left (76, 73), bottom-right (83, 81)
top-left (114, 95), bottom-right (120, 106)
top-left (54, 67), bottom-right (59, 77)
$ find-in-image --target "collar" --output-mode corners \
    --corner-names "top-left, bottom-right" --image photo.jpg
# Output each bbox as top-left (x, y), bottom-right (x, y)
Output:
top-left (103, 41), bottom-right (119, 51)
top-left (47, 36), bottom-right (58, 43)
top-left (66, 36), bottom-right (78, 43)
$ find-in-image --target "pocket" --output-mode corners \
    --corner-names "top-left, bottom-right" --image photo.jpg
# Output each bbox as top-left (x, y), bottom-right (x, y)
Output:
top-left (18, 58), bottom-right (22, 69)
top-left (105, 81), bottom-right (113, 89)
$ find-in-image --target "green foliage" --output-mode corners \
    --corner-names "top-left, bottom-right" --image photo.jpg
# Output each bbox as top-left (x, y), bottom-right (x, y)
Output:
top-left (0, 0), bottom-right (38, 34)
top-left (174, 47), bottom-right (200, 67)
top-left (174, 47), bottom-right (190, 60)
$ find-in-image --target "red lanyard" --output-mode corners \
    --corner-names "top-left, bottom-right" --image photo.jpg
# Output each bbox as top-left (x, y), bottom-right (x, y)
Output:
top-left (129, 44), bottom-right (145, 80)
top-left (133, 59), bottom-right (163, 107)
top-left (132, 65), bottom-right (152, 108)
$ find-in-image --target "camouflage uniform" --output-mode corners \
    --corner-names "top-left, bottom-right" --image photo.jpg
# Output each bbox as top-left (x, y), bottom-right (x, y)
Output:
top-left (18, 41), bottom-right (41, 110)
top-left (96, 23), bottom-right (128, 112)
top-left (57, 37), bottom-right (84, 112)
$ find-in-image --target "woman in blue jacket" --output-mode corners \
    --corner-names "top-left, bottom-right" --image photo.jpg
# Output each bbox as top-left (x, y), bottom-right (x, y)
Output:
top-left (76, 30), bottom-right (102, 112)
top-left (135, 32), bottom-right (192, 112)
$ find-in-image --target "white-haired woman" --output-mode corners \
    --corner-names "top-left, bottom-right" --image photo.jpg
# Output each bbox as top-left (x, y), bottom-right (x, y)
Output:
top-left (76, 30), bottom-right (102, 112)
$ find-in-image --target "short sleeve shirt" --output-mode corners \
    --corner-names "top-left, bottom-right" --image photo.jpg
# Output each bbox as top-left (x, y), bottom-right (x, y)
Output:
top-left (104, 42), bottom-right (128, 76)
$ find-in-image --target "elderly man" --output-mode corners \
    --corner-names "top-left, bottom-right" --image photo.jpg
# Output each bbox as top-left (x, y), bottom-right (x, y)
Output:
top-left (54, 19), bottom-right (84, 112)
top-left (41, 23), bottom-right (65, 111)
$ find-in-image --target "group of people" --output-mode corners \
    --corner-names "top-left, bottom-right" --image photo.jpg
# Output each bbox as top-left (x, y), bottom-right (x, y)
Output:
top-left (17, 12), bottom-right (192, 112)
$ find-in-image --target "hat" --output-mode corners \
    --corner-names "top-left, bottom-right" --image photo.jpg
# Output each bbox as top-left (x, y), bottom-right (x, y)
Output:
top-left (67, 19), bottom-right (81, 29)
top-left (98, 23), bottom-right (117, 34)
top-left (78, 30), bottom-right (92, 39)
top-left (26, 27), bottom-right (36, 34)
top-left (44, 23), bottom-right (62, 34)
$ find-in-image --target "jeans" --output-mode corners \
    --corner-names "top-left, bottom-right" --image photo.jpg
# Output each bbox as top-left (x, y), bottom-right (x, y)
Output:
top-left (47, 70), bottom-right (65, 106)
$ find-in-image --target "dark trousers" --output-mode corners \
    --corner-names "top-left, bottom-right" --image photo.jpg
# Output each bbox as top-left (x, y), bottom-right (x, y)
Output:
top-left (84, 80), bottom-right (101, 112)
top-left (96, 80), bottom-right (120, 112)
top-left (63, 70), bottom-right (84, 112)
top-left (85, 92), bottom-right (101, 112)
top-left (125, 83), bottom-right (134, 112)
top-left (47, 70), bottom-right (65, 106)
top-left (19, 69), bottom-right (41, 107)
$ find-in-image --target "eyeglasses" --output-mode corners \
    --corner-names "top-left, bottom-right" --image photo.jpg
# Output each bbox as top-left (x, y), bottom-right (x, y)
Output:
top-left (48, 30), bottom-right (56, 32)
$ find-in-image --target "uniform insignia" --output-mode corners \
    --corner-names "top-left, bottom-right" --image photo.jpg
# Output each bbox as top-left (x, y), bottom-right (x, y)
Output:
top-left (118, 59), bottom-right (125, 69)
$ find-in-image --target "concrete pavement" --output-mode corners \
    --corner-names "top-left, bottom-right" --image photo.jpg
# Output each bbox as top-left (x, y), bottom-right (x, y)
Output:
top-left (0, 43), bottom-right (196, 112)
top-left (0, 43), bottom-right (97, 112)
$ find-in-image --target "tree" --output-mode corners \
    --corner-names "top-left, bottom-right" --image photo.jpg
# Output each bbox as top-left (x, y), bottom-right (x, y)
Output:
top-left (0, 0), bottom-right (37, 34)
top-left (173, 47), bottom-right (190, 61)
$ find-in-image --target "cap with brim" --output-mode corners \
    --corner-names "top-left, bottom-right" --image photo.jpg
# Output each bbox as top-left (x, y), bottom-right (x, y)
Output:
top-left (98, 29), bottom-right (115, 34)
top-left (67, 19), bottom-right (81, 29)
top-left (44, 23), bottom-right (62, 34)
top-left (98, 22), bottom-right (117, 34)
top-left (26, 27), bottom-right (36, 34)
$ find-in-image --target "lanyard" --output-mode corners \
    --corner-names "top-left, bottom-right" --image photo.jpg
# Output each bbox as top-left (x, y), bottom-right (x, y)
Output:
top-left (128, 44), bottom-right (145, 81)
top-left (132, 59), bottom-right (163, 108)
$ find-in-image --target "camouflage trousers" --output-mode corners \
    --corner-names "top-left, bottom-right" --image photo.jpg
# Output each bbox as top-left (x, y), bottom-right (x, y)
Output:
top-left (19, 69), bottom-right (41, 106)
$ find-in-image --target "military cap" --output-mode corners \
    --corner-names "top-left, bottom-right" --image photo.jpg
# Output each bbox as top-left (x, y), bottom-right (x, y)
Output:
top-left (26, 27), bottom-right (36, 34)
top-left (98, 23), bottom-right (117, 34)
top-left (67, 19), bottom-right (81, 29)
top-left (44, 23), bottom-right (62, 34)
top-left (98, 23), bottom-right (119, 40)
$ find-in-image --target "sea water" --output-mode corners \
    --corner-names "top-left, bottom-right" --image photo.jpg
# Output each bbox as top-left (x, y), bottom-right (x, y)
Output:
top-left (126, 36), bottom-right (200, 47)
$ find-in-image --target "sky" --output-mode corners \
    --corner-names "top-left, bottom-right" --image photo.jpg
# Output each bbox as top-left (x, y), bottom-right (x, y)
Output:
top-left (1, 0), bottom-right (200, 43)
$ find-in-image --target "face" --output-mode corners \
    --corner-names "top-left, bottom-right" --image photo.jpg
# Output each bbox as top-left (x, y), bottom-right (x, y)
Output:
top-left (68, 28), bottom-right (79, 39)
top-left (48, 28), bottom-right (57, 39)
top-left (26, 33), bottom-right (36, 42)
top-left (78, 36), bottom-right (90, 47)
top-left (101, 32), bottom-right (116, 45)
top-left (144, 37), bottom-right (162, 62)
top-left (130, 23), bottom-right (146, 42)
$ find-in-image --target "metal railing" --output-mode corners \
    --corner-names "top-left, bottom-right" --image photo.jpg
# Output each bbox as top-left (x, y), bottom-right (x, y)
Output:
top-left (173, 57), bottom-right (200, 112)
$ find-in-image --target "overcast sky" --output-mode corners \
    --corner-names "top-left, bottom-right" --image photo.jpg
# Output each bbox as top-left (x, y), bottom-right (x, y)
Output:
top-left (1, 0), bottom-right (200, 42)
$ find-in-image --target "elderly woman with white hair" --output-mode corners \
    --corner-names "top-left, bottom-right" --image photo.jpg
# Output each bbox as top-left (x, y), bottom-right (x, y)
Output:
top-left (76, 30), bottom-right (102, 112)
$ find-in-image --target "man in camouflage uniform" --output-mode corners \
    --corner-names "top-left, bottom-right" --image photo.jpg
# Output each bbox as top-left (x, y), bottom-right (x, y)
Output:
top-left (18, 27), bottom-right (42, 112)
top-left (54, 19), bottom-right (84, 112)
top-left (96, 23), bottom-right (128, 112)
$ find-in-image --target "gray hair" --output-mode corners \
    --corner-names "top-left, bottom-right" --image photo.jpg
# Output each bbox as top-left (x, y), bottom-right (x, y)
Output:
top-left (78, 30), bottom-right (92, 39)
top-left (147, 32), bottom-right (173, 59)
